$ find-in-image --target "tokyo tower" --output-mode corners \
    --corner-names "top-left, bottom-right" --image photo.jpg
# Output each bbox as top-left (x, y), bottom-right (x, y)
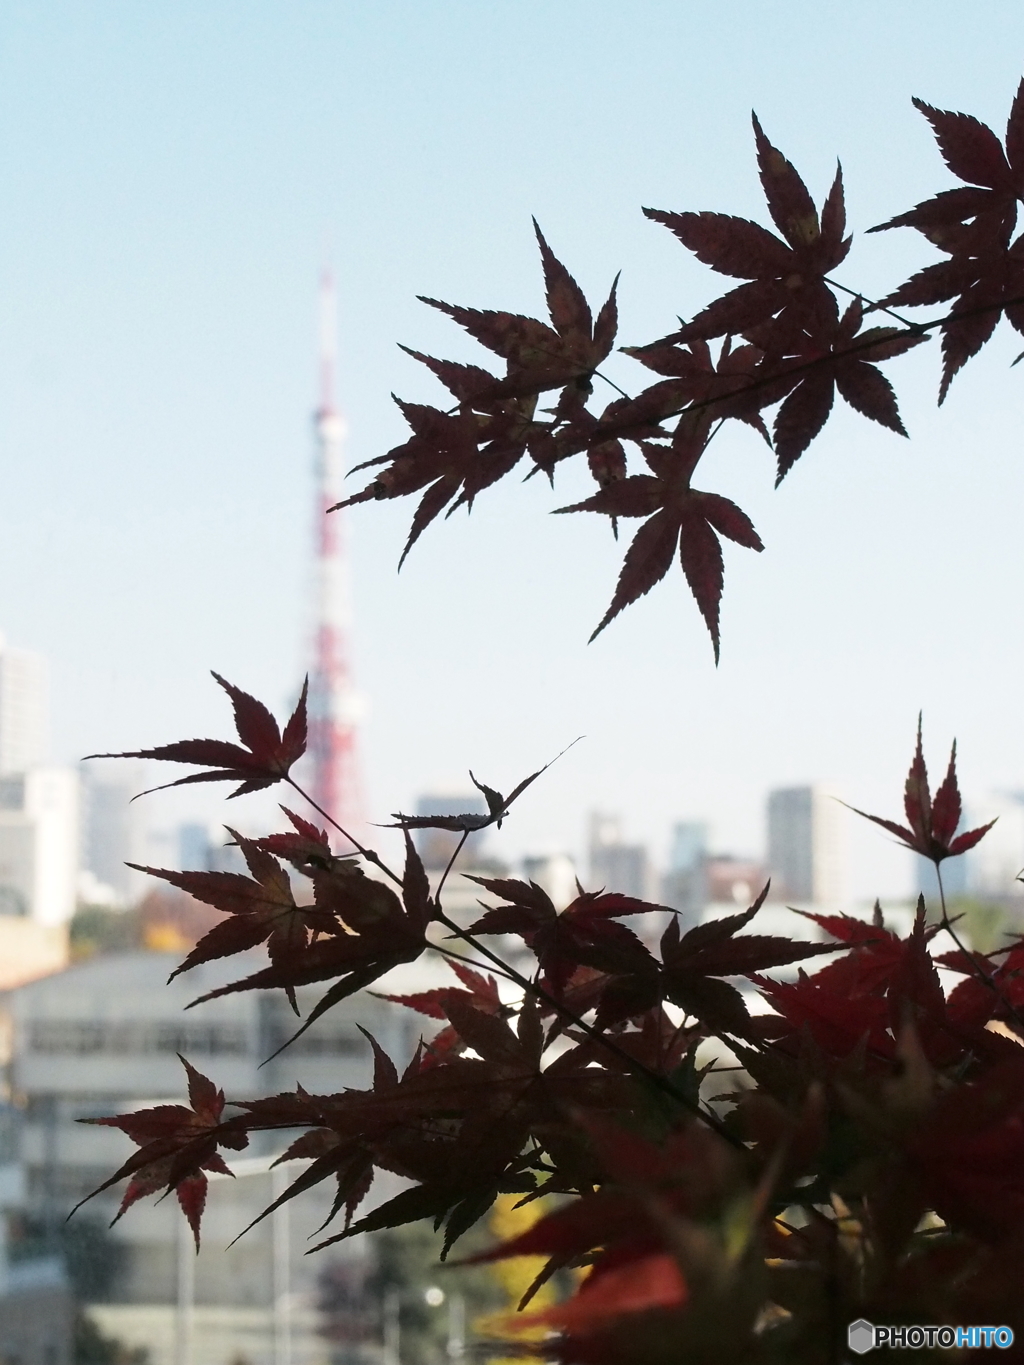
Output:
top-left (306, 268), bottom-right (363, 846)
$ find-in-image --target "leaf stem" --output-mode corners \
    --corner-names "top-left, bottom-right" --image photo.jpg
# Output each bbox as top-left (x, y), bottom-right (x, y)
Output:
top-left (824, 276), bottom-right (922, 330)
top-left (284, 777), bottom-right (402, 886)
top-left (593, 369), bottom-right (633, 400)
top-left (435, 829), bottom-right (470, 905)
top-left (428, 941), bottom-right (521, 986)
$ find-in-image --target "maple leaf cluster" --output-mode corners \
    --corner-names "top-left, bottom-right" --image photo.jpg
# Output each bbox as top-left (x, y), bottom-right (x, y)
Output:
top-left (341, 81), bottom-right (1024, 660)
top-left (82, 680), bottom-right (1024, 1363)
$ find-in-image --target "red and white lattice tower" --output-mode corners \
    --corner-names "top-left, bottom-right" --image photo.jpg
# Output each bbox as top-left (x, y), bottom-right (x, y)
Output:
top-left (307, 269), bottom-right (363, 845)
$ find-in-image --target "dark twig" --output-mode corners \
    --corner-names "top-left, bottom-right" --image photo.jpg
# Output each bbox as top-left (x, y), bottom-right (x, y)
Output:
top-left (285, 777), bottom-right (402, 886)
top-left (433, 909), bottom-right (744, 1147)
top-left (824, 275), bottom-right (923, 331)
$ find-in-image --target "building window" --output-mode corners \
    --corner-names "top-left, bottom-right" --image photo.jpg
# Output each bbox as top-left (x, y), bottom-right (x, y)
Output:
top-left (28, 1021), bottom-right (249, 1056)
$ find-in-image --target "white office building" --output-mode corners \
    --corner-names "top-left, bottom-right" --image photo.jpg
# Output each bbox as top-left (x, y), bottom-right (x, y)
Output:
top-left (80, 761), bottom-right (145, 905)
top-left (0, 639), bottom-right (78, 984)
top-left (588, 812), bottom-right (652, 900)
top-left (0, 640), bottom-right (47, 777)
top-left (521, 852), bottom-right (578, 910)
top-left (0, 769), bottom-right (78, 925)
top-left (2, 951), bottom-right (413, 1364)
top-left (766, 785), bottom-right (846, 908)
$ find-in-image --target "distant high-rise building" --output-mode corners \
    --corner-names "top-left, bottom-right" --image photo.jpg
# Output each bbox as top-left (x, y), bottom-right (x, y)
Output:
top-left (767, 785), bottom-right (845, 907)
top-left (80, 763), bottom-right (144, 904)
top-left (661, 821), bottom-right (709, 919)
top-left (178, 820), bottom-right (212, 873)
top-left (413, 793), bottom-right (488, 871)
top-left (0, 638), bottom-right (47, 776)
top-left (589, 812), bottom-right (652, 900)
top-left (668, 821), bottom-right (708, 874)
top-left (0, 640), bottom-right (78, 978)
top-left (177, 820), bottom-right (245, 876)
top-left (522, 852), bottom-right (578, 910)
top-left (0, 769), bottom-right (78, 925)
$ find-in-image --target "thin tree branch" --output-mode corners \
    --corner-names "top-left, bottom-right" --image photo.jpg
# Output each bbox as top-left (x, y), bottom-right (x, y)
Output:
top-left (284, 776), bottom-right (402, 885)
top-left (433, 909), bottom-right (744, 1147)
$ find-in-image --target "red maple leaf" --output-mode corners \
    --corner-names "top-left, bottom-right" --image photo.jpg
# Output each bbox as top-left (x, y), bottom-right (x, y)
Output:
top-left (941, 940), bottom-right (1024, 1034)
top-left (906, 1056), bottom-right (1024, 1241)
top-left (465, 1119), bottom-right (744, 1334)
top-left (871, 83), bottom-right (1024, 400)
top-left (256, 806), bottom-right (345, 872)
top-left (336, 224), bottom-right (617, 563)
top-left (797, 904), bottom-right (925, 1000)
top-left (644, 114), bottom-right (850, 348)
top-left (467, 877), bottom-right (658, 996)
top-left (185, 833), bottom-right (433, 1046)
top-left (753, 968), bottom-right (893, 1061)
top-left (305, 1001), bottom-right (633, 1259)
top-left (130, 830), bottom-right (342, 1011)
top-left (555, 411), bottom-right (763, 659)
top-left (88, 672), bottom-right (308, 799)
top-left (620, 336), bottom-right (772, 439)
top-left (339, 399), bottom-right (532, 566)
top-left (377, 959), bottom-right (511, 1067)
top-left (756, 901), bottom-right (961, 1066)
top-left (75, 1057), bottom-right (247, 1248)
top-left (228, 1027), bottom-right (416, 1240)
top-left (847, 715), bottom-right (995, 865)
top-left (387, 745), bottom-right (577, 834)
top-left (419, 221), bottom-right (618, 403)
top-left (752, 297), bottom-right (923, 483)
top-left (659, 884), bottom-right (837, 1036)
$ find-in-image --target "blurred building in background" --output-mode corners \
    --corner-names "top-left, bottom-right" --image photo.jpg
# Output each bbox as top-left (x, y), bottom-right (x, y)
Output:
top-left (766, 785), bottom-right (845, 908)
top-left (0, 637), bottom-right (77, 988)
top-left (176, 820), bottom-right (246, 876)
top-left (0, 638), bottom-right (47, 777)
top-left (660, 821), bottom-right (709, 924)
top-left (413, 792), bottom-right (489, 872)
top-left (521, 852), bottom-right (578, 909)
top-left (0, 771), bottom-right (78, 926)
top-left (1, 951), bottom-right (412, 1363)
top-left (588, 812), bottom-right (652, 900)
top-left (706, 854), bottom-right (770, 907)
top-left (78, 761), bottom-right (144, 907)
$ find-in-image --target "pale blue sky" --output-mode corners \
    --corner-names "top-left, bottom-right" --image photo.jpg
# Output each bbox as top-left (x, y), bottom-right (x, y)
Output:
top-left (3, 3), bottom-right (1024, 896)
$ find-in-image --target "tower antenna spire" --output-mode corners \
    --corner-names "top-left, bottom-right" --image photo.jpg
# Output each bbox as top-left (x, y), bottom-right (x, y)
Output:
top-left (307, 267), bottom-right (362, 842)
top-left (318, 265), bottom-right (337, 416)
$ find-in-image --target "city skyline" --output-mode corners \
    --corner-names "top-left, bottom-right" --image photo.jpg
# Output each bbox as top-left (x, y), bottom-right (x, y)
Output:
top-left (11, 614), bottom-right (1024, 916)
top-left (4, 7), bottom-right (1024, 903)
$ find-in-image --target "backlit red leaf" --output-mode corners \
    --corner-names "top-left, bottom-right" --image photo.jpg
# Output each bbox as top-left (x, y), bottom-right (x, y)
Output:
top-left (849, 716), bottom-right (995, 864)
top-left (87, 674), bottom-right (308, 799)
